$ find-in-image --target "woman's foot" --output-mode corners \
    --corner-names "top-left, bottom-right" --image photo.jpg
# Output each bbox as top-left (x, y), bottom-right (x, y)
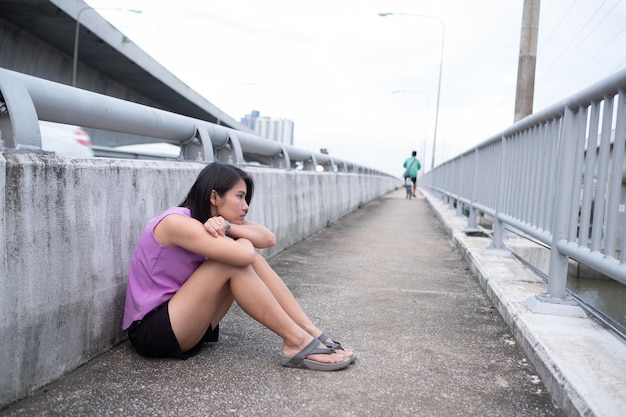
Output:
top-left (318, 333), bottom-right (356, 364)
top-left (279, 338), bottom-right (349, 371)
top-left (282, 337), bottom-right (345, 364)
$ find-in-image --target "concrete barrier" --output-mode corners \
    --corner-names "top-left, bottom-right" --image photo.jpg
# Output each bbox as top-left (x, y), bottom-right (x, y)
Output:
top-left (0, 153), bottom-right (399, 407)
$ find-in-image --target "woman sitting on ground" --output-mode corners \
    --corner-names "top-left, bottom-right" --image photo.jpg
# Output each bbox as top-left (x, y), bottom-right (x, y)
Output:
top-left (122, 161), bottom-right (355, 371)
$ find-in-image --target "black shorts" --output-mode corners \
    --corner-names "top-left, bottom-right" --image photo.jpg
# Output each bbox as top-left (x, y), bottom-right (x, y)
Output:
top-left (127, 301), bottom-right (219, 360)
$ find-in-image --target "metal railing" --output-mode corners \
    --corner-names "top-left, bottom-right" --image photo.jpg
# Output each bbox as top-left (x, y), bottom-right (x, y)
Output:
top-left (420, 67), bottom-right (626, 305)
top-left (0, 68), bottom-right (389, 176)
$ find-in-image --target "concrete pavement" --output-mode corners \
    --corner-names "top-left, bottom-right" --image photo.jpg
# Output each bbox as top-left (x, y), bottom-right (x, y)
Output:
top-left (1, 188), bottom-right (580, 416)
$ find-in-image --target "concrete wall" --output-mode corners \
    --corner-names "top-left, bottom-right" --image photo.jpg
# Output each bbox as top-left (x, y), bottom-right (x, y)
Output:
top-left (0, 153), bottom-right (399, 407)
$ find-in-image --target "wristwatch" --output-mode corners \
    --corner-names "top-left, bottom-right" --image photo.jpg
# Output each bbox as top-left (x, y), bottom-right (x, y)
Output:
top-left (224, 220), bottom-right (231, 235)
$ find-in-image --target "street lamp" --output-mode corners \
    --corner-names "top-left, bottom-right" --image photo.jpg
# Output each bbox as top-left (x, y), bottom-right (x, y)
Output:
top-left (392, 90), bottom-right (429, 173)
top-left (379, 12), bottom-right (445, 170)
top-left (73, 7), bottom-right (142, 87)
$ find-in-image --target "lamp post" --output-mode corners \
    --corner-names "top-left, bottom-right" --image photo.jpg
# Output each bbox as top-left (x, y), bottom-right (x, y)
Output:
top-left (73, 7), bottom-right (142, 87)
top-left (392, 90), bottom-right (429, 174)
top-left (379, 12), bottom-right (444, 170)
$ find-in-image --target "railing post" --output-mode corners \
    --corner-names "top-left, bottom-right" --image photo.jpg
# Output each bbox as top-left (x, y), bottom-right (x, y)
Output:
top-left (491, 136), bottom-right (506, 249)
top-left (0, 71), bottom-right (43, 151)
top-left (467, 148), bottom-right (479, 229)
top-left (525, 106), bottom-right (585, 317)
top-left (456, 155), bottom-right (464, 216)
top-left (182, 124), bottom-right (215, 162)
top-left (214, 131), bottom-right (244, 164)
top-left (448, 160), bottom-right (456, 210)
top-left (547, 107), bottom-right (578, 299)
top-left (274, 145), bottom-right (291, 169)
top-left (604, 90), bottom-right (626, 259)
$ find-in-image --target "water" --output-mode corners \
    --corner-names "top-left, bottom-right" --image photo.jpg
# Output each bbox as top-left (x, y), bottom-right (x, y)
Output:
top-left (505, 237), bottom-right (626, 333)
top-left (567, 266), bottom-right (626, 330)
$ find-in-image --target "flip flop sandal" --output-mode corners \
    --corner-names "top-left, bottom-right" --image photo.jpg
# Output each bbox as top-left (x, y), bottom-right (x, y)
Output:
top-left (318, 332), bottom-right (357, 364)
top-left (279, 338), bottom-right (350, 371)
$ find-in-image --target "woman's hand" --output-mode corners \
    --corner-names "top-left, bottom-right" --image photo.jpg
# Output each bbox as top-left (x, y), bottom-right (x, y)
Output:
top-left (203, 216), bottom-right (276, 249)
top-left (204, 216), bottom-right (228, 237)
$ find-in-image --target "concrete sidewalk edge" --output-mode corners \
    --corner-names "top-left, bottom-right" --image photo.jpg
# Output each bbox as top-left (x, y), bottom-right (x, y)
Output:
top-left (420, 188), bottom-right (626, 417)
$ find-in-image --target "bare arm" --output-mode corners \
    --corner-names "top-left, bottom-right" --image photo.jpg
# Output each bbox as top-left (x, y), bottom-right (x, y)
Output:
top-left (154, 214), bottom-right (256, 266)
top-left (204, 216), bottom-right (276, 249)
top-left (228, 219), bottom-right (276, 249)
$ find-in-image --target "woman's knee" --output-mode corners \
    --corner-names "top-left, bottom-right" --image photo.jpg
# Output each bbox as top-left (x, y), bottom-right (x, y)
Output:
top-left (252, 252), bottom-right (267, 266)
top-left (194, 258), bottom-right (246, 278)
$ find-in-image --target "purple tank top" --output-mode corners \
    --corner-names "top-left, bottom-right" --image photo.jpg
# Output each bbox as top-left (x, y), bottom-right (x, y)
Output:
top-left (122, 207), bottom-right (206, 329)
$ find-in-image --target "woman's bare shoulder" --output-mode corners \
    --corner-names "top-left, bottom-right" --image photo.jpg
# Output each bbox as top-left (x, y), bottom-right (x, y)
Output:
top-left (154, 212), bottom-right (203, 247)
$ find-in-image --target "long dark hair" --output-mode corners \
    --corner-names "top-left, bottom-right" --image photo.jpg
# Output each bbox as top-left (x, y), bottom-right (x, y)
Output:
top-left (179, 162), bottom-right (254, 223)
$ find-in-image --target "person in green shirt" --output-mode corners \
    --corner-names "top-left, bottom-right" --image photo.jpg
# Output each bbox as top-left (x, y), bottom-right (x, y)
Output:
top-left (403, 150), bottom-right (421, 197)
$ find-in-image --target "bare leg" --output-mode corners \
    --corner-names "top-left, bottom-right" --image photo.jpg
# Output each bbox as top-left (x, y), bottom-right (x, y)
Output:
top-left (168, 260), bottom-right (344, 364)
top-left (251, 254), bottom-right (354, 359)
top-left (251, 254), bottom-right (321, 336)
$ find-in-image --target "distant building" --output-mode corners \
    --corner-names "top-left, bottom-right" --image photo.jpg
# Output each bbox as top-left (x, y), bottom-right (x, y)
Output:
top-left (241, 110), bottom-right (294, 146)
top-left (240, 110), bottom-right (260, 130)
top-left (254, 117), bottom-right (294, 146)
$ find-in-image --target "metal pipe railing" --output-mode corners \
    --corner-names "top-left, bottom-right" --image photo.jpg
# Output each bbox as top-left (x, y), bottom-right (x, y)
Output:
top-left (0, 68), bottom-right (391, 177)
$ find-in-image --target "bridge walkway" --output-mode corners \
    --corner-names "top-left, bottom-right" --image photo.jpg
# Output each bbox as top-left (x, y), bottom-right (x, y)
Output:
top-left (1, 188), bottom-right (595, 416)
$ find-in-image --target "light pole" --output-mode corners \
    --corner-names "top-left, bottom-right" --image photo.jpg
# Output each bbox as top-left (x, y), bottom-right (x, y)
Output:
top-left (73, 7), bottom-right (142, 87)
top-left (392, 90), bottom-right (429, 173)
top-left (379, 12), bottom-right (444, 170)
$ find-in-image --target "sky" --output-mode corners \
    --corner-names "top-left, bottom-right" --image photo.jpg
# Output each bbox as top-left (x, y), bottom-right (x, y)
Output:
top-left (85, 0), bottom-right (626, 177)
